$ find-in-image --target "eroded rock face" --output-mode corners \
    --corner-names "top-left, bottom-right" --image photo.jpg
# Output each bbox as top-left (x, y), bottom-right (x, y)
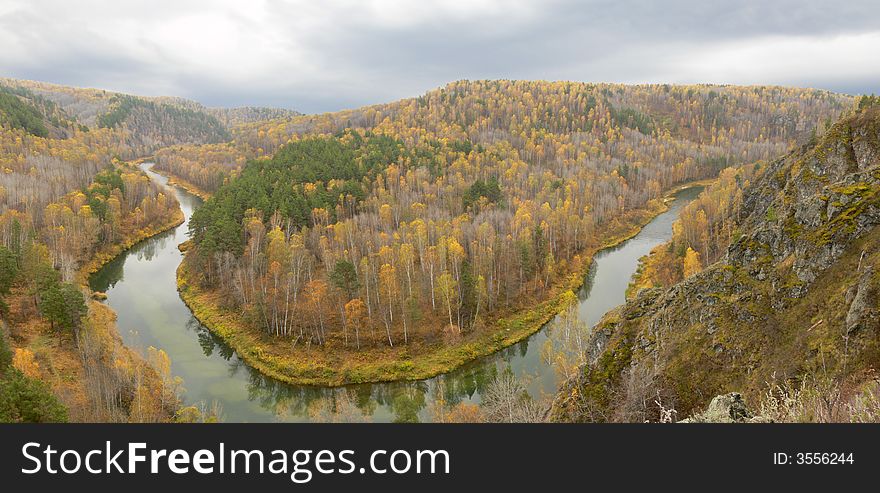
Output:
top-left (551, 108), bottom-right (880, 423)
top-left (846, 266), bottom-right (876, 334)
top-left (727, 136), bottom-right (880, 289)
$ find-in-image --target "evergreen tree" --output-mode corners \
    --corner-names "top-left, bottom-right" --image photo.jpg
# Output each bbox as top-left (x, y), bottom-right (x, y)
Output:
top-left (330, 259), bottom-right (360, 299)
top-left (0, 369), bottom-right (68, 423)
top-left (0, 246), bottom-right (17, 315)
top-left (39, 281), bottom-right (87, 333)
top-left (0, 329), bottom-right (67, 423)
top-left (459, 260), bottom-right (478, 331)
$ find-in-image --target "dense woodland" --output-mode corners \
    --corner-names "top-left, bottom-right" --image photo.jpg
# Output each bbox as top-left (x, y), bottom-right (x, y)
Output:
top-left (0, 76), bottom-right (867, 421)
top-left (0, 78), bottom-right (246, 422)
top-left (205, 106), bottom-right (302, 128)
top-left (174, 81), bottom-right (852, 354)
top-left (0, 319), bottom-right (67, 422)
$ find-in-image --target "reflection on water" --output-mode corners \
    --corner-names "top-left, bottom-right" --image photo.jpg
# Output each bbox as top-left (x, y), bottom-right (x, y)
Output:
top-left (89, 163), bottom-right (701, 422)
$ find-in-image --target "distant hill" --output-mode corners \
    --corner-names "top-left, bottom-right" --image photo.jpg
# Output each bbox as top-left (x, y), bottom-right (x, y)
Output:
top-left (0, 84), bottom-right (83, 138)
top-left (206, 106), bottom-right (301, 127)
top-left (0, 77), bottom-right (300, 224)
top-left (0, 78), bottom-right (300, 157)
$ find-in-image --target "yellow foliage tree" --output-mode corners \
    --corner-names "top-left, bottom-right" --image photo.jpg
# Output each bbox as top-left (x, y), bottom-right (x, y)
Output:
top-left (344, 298), bottom-right (368, 349)
top-left (683, 247), bottom-right (702, 278)
top-left (12, 348), bottom-right (41, 379)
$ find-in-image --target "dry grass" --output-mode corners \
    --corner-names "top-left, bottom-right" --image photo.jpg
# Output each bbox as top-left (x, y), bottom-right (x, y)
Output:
top-left (759, 375), bottom-right (880, 423)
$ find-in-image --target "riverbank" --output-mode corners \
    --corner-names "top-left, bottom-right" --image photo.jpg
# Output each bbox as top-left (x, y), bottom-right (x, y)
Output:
top-left (58, 163), bottom-right (187, 420)
top-left (157, 170), bottom-right (215, 201)
top-left (623, 178), bottom-right (717, 300)
top-left (4, 199), bottom-right (185, 422)
top-left (76, 208), bottom-right (185, 288)
top-left (176, 181), bottom-right (707, 386)
top-left (70, 164), bottom-right (187, 421)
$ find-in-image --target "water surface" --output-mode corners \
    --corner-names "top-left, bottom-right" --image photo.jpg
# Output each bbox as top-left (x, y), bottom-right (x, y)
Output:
top-left (90, 164), bottom-right (702, 422)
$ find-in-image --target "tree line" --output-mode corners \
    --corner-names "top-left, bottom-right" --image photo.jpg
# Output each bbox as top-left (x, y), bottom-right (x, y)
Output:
top-left (178, 81), bottom-right (852, 352)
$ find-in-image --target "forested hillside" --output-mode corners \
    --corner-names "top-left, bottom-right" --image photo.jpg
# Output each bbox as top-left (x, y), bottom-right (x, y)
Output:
top-left (0, 78), bottom-right (237, 222)
top-left (94, 94), bottom-right (230, 156)
top-left (1, 75), bottom-right (867, 419)
top-left (206, 106), bottom-right (302, 128)
top-left (172, 81), bottom-right (852, 384)
top-left (0, 85), bottom-right (78, 139)
top-left (0, 78), bottom-right (229, 422)
top-left (551, 100), bottom-right (880, 423)
top-left (0, 320), bottom-right (67, 422)
top-left (0, 79), bottom-right (290, 159)
top-left (157, 81), bottom-right (849, 196)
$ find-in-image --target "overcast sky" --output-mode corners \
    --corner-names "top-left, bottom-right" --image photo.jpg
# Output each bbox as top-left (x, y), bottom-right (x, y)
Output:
top-left (1, 0), bottom-right (878, 113)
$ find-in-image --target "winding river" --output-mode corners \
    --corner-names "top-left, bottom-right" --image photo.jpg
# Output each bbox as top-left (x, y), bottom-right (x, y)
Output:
top-left (89, 163), bottom-right (702, 422)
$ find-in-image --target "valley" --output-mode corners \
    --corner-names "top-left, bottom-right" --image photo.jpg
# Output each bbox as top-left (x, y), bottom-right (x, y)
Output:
top-left (2, 76), bottom-right (875, 423)
top-left (90, 161), bottom-right (702, 421)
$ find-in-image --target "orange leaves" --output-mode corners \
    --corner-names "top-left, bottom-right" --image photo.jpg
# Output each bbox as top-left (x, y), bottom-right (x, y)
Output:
top-left (344, 298), bottom-right (368, 326)
top-left (304, 279), bottom-right (329, 308)
top-left (12, 348), bottom-right (40, 379)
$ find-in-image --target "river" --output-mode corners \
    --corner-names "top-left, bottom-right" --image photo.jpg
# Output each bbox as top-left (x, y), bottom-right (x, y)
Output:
top-left (88, 163), bottom-right (702, 422)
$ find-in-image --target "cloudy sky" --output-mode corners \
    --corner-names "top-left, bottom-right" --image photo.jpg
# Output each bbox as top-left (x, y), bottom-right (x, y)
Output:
top-left (1, 0), bottom-right (878, 113)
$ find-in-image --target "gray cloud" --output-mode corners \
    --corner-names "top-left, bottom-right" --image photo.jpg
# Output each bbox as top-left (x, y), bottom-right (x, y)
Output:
top-left (1, 0), bottom-right (878, 113)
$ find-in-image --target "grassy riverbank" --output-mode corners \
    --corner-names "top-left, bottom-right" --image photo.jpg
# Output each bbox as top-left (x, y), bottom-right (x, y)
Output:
top-left (176, 182), bottom-right (706, 386)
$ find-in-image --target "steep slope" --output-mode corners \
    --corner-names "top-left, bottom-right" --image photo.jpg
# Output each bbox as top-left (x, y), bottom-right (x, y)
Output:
top-left (93, 94), bottom-right (230, 155)
top-left (0, 84), bottom-right (84, 138)
top-left (551, 106), bottom-right (880, 422)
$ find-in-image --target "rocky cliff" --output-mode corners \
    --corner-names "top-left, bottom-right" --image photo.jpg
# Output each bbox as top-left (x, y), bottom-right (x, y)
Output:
top-left (551, 106), bottom-right (880, 422)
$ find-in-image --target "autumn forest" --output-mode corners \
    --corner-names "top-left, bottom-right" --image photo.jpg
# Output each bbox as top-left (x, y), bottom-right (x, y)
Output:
top-left (0, 76), bottom-right (866, 422)
top-left (173, 81), bottom-right (849, 384)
